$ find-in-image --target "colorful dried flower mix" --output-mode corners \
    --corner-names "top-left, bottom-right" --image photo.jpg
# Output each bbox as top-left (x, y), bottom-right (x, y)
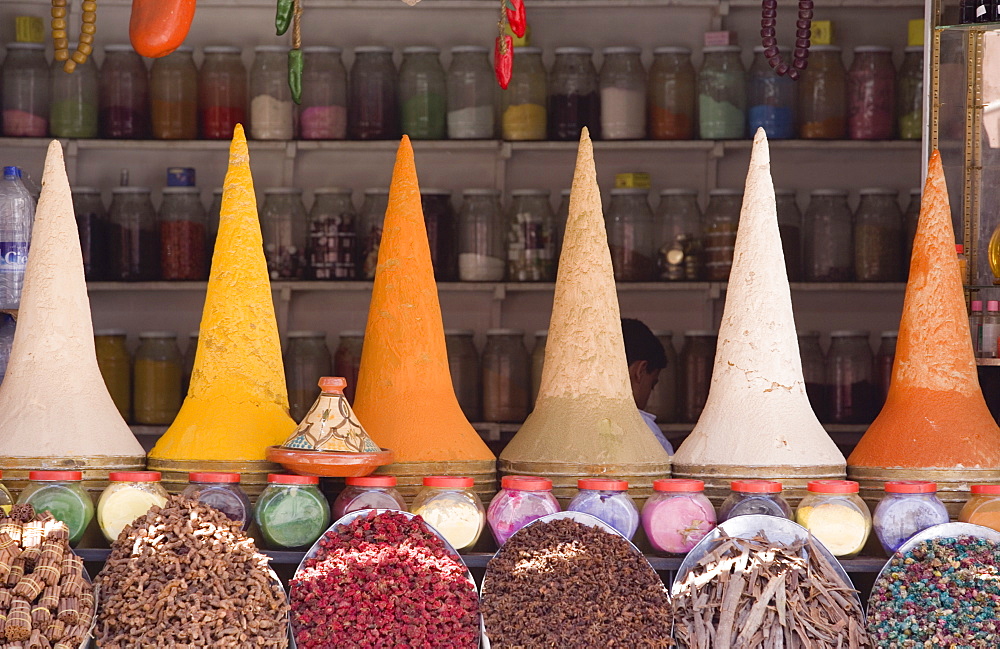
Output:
top-left (290, 510), bottom-right (479, 648)
top-left (868, 535), bottom-right (1000, 647)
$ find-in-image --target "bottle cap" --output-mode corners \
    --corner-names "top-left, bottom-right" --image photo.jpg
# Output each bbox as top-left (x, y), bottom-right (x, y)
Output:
top-left (423, 476), bottom-right (474, 488)
top-left (189, 472), bottom-right (241, 484)
top-left (884, 480), bottom-right (936, 494)
top-left (29, 471), bottom-right (82, 481)
top-left (971, 484), bottom-right (1000, 495)
top-left (502, 475), bottom-right (553, 491)
top-left (807, 480), bottom-right (859, 494)
top-left (973, 300), bottom-right (984, 311)
top-left (267, 474), bottom-right (319, 485)
top-left (578, 478), bottom-right (628, 491)
top-left (957, 244), bottom-right (965, 254)
top-left (653, 479), bottom-right (704, 492)
top-left (346, 476), bottom-right (397, 487)
top-left (731, 480), bottom-right (782, 493)
top-left (109, 471), bottom-right (162, 482)
top-left (989, 301), bottom-right (999, 312)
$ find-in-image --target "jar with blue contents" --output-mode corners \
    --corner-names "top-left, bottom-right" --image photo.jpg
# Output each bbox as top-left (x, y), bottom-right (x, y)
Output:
top-left (748, 47), bottom-right (795, 139)
top-left (718, 480), bottom-right (792, 522)
top-left (873, 480), bottom-right (949, 555)
top-left (567, 478), bottom-right (640, 539)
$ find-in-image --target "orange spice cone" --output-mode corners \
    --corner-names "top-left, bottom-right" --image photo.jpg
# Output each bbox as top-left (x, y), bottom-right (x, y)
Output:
top-left (848, 150), bottom-right (1000, 516)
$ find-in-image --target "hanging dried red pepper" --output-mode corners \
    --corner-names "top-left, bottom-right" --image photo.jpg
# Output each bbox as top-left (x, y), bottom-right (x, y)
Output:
top-left (494, 0), bottom-right (515, 89)
top-left (505, 0), bottom-right (527, 38)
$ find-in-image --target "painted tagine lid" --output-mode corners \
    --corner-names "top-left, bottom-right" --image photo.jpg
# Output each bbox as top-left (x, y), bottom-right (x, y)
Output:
top-left (282, 378), bottom-right (381, 453)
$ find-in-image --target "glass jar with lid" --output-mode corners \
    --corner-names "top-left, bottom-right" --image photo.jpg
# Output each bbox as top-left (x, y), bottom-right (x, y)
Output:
top-left (300, 46), bottom-right (347, 140)
top-left (348, 46), bottom-right (398, 140)
top-left (255, 474), bottom-right (331, 549)
top-left (698, 46), bottom-right (746, 140)
top-left (50, 46), bottom-right (98, 138)
top-left (607, 188), bottom-right (656, 282)
top-left (875, 330), bottom-right (897, 406)
top-left (333, 475), bottom-right (407, 519)
top-left (109, 187), bottom-right (159, 281)
top-left (549, 47), bottom-right (601, 141)
top-left (655, 189), bottom-right (703, 281)
top-left (568, 478), bottom-right (640, 539)
top-left (680, 331), bottom-right (716, 423)
top-left (501, 47), bottom-right (547, 141)
top-left (182, 472), bottom-right (253, 530)
top-left (71, 187), bottom-right (109, 281)
top-left (797, 46), bottom-right (846, 139)
top-left (803, 189), bottom-right (853, 282)
top-left (506, 189), bottom-right (556, 282)
top-left (775, 189), bottom-right (802, 281)
top-left (95, 329), bottom-right (131, 420)
top-left (399, 47), bottom-right (446, 140)
top-left (261, 187), bottom-right (308, 280)
top-left (796, 480), bottom-right (871, 558)
top-left (703, 189), bottom-right (743, 281)
top-left (458, 189), bottom-right (506, 281)
top-left (600, 47), bottom-right (646, 140)
top-left (18, 471), bottom-right (94, 546)
top-left (959, 484), bottom-right (1000, 533)
top-left (447, 45), bottom-right (495, 139)
top-left (0, 472), bottom-right (12, 514)
top-left (159, 187), bottom-right (207, 281)
top-left (250, 46), bottom-right (295, 140)
top-left (827, 330), bottom-right (875, 424)
top-left (897, 47), bottom-right (924, 140)
top-left (284, 331), bottom-right (332, 422)
top-left (100, 44), bottom-right (149, 138)
top-left (411, 476), bottom-right (485, 551)
top-left (334, 331), bottom-right (364, 404)
top-left (97, 471), bottom-right (169, 543)
top-left (2, 43), bottom-right (50, 137)
top-left (748, 47), bottom-right (795, 139)
top-left (133, 331), bottom-right (183, 425)
top-left (642, 479), bottom-right (717, 555)
top-left (797, 331), bottom-right (828, 422)
top-left (482, 329), bottom-right (530, 422)
top-left (199, 46), bottom-right (247, 140)
top-left (647, 331), bottom-right (678, 423)
top-left (873, 481), bottom-right (949, 554)
top-left (648, 47), bottom-right (696, 140)
top-left (903, 188), bottom-right (920, 270)
top-left (847, 46), bottom-right (896, 140)
top-left (445, 330), bottom-right (481, 421)
top-left (308, 188), bottom-right (356, 280)
top-left (719, 480), bottom-right (792, 522)
top-left (421, 189), bottom-right (457, 280)
top-left (150, 47), bottom-right (198, 140)
top-left (854, 188), bottom-right (903, 282)
top-left (487, 475), bottom-right (560, 546)
top-left (358, 187), bottom-right (389, 279)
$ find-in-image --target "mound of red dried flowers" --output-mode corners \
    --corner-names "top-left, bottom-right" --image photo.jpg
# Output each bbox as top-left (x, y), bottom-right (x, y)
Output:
top-left (290, 510), bottom-right (480, 648)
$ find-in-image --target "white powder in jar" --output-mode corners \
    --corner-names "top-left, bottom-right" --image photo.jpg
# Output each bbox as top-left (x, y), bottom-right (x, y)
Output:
top-left (251, 94), bottom-right (294, 140)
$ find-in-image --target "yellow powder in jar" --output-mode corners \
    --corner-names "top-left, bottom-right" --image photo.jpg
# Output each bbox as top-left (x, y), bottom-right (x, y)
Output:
top-left (98, 486), bottom-right (168, 542)
top-left (502, 104), bottom-right (546, 140)
top-left (797, 503), bottom-right (869, 557)
top-left (413, 498), bottom-right (482, 551)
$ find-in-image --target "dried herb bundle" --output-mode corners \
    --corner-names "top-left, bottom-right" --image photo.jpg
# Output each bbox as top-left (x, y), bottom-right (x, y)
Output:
top-left (672, 530), bottom-right (869, 648)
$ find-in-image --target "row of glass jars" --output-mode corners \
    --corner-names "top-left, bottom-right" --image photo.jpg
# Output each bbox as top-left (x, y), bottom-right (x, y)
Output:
top-left (1, 41), bottom-right (922, 141)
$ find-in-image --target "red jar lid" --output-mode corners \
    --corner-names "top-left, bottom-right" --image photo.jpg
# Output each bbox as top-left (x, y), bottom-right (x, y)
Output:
top-left (731, 480), bottom-right (782, 494)
top-left (423, 476), bottom-right (474, 488)
top-left (109, 471), bottom-right (162, 482)
top-left (502, 475), bottom-right (552, 491)
top-left (189, 472), bottom-right (241, 484)
top-left (578, 478), bottom-right (628, 491)
top-left (346, 476), bottom-right (397, 487)
top-left (267, 474), bottom-right (319, 485)
top-left (653, 479), bottom-right (705, 493)
top-left (884, 480), bottom-right (936, 494)
top-left (29, 471), bottom-right (82, 481)
top-left (971, 484), bottom-right (1000, 495)
top-left (807, 480), bottom-right (859, 494)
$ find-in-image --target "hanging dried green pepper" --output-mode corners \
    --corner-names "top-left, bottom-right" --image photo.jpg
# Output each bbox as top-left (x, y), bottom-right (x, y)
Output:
top-left (275, 0), bottom-right (294, 35)
top-left (505, 0), bottom-right (526, 38)
top-left (289, 49), bottom-right (303, 104)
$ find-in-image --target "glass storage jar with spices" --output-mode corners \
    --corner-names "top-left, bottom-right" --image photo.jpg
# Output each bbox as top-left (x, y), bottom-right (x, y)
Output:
top-left (748, 47), bottom-right (795, 139)
top-left (71, 187), bottom-right (109, 281)
top-left (873, 481), bottom-right (949, 554)
top-left (827, 331), bottom-right (876, 425)
top-left (284, 331), bottom-right (333, 423)
top-left (487, 475), bottom-right (560, 546)
top-left (97, 471), bottom-right (169, 543)
top-left (549, 47), bottom-right (601, 141)
top-left (607, 188), bottom-right (656, 282)
top-left (482, 329), bottom-right (531, 423)
top-left (150, 47), bottom-right (198, 139)
top-left (568, 478), bottom-right (640, 540)
top-left (796, 480), bottom-right (871, 558)
top-left (100, 44), bottom-right (149, 139)
top-left (133, 331), bottom-right (183, 425)
top-left (250, 46), bottom-right (295, 140)
top-left (656, 189), bottom-right (703, 281)
top-left (798, 331), bottom-right (828, 422)
top-left (680, 331), bottom-right (716, 423)
top-left (261, 188), bottom-right (308, 280)
top-left (458, 189), bottom-right (506, 281)
top-left (348, 46), bottom-right (398, 140)
top-left (411, 476), bottom-right (485, 552)
top-left (854, 188), bottom-right (903, 282)
top-left (698, 46), bottom-right (746, 140)
top-left (255, 474), bottom-right (330, 549)
top-left (308, 188), bottom-right (356, 280)
top-left (447, 46), bottom-right (495, 139)
top-left (600, 47), bottom-right (646, 140)
top-left (847, 46), bottom-right (895, 140)
top-left (2, 43), bottom-right (49, 137)
top-left (897, 46), bottom-right (924, 140)
top-left (159, 187), bottom-right (207, 281)
top-left (642, 479), bottom-right (716, 555)
top-left (334, 331), bottom-right (364, 404)
top-left (775, 190), bottom-right (802, 282)
top-left (333, 475), bottom-right (407, 518)
top-left (18, 471), bottom-right (93, 546)
top-left (719, 480), bottom-right (792, 521)
top-left (803, 189), bottom-right (853, 282)
top-left (50, 47), bottom-right (98, 138)
top-left (703, 189), bottom-right (743, 281)
top-left (421, 189), bottom-right (457, 280)
top-left (95, 329), bottom-right (131, 421)
top-left (109, 187), bottom-right (159, 281)
top-left (358, 188), bottom-right (389, 280)
top-left (506, 189), bottom-right (556, 282)
top-left (647, 47), bottom-right (696, 140)
top-left (199, 46), bottom-right (247, 140)
top-left (501, 47), bottom-right (547, 141)
top-left (182, 472), bottom-right (253, 530)
top-left (399, 47), bottom-right (447, 140)
top-left (797, 45), bottom-right (846, 139)
top-left (300, 46), bottom-right (347, 140)
top-left (445, 330), bottom-right (481, 421)
top-left (959, 484), bottom-right (1000, 533)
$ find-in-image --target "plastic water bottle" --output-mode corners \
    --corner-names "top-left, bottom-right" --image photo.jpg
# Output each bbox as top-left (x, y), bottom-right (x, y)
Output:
top-left (0, 166), bottom-right (36, 310)
top-left (0, 314), bottom-right (14, 387)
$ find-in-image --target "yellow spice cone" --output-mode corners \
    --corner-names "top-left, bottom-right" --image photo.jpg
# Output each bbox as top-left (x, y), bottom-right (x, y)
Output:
top-left (352, 136), bottom-right (494, 463)
top-left (149, 125), bottom-right (295, 462)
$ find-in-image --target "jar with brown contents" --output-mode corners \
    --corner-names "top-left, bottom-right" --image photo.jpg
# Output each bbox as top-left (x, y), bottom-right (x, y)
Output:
top-left (804, 189), bottom-right (853, 282)
top-left (150, 47), bottom-right (198, 139)
top-left (797, 46), bottom-right (846, 139)
top-left (854, 188), bottom-right (903, 282)
top-left (482, 329), bottom-right (530, 422)
top-left (445, 330), bottom-right (481, 421)
top-left (679, 331), bottom-right (717, 423)
top-left (703, 189), bottom-right (743, 282)
top-left (95, 330), bottom-right (131, 421)
top-left (133, 331), bottom-right (183, 425)
top-left (607, 188), bottom-right (656, 282)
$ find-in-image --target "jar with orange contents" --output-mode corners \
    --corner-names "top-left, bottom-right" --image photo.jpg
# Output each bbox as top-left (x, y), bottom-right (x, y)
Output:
top-left (959, 484), bottom-right (1000, 532)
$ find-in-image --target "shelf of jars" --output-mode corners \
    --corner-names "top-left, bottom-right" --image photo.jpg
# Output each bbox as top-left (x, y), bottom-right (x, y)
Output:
top-left (6, 0), bottom-right (924, 9)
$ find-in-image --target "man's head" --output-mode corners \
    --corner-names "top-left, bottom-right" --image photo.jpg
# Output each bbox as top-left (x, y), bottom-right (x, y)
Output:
top-left (621, 318), bottom-right (667, 410)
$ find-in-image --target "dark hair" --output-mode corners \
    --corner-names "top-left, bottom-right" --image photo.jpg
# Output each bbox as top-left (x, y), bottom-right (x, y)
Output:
top-left (621, 318), bottom-right (667, 371)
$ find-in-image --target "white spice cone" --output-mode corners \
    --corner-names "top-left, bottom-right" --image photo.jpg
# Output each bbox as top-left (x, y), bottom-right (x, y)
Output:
top-left (0, 141), bottom-right (144, 458)
top-left (673, 129), bottom-right (844, 470)
top-left (500, 128), bottom-right (671, 469)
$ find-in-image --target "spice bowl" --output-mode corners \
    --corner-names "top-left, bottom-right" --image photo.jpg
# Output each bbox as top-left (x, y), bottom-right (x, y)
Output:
top-left (264, 445), bottom-right (394, 477)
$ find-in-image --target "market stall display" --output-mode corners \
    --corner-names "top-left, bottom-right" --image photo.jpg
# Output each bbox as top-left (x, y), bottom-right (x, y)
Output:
top-left (671, 129), bottom-right (846, 508)
top-left (848, 150), bottom-right (1000, 517)
top-left (0, 140), bottom-right (145, 497)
